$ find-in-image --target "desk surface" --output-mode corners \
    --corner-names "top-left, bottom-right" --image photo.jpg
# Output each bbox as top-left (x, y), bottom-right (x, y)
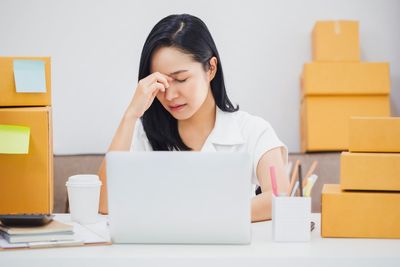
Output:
top-left (1, 214), bottom-right (399, 267)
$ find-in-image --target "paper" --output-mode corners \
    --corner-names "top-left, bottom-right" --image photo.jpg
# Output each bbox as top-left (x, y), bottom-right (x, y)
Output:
top-left (0, 124), bottom-right (30, 154)
top-left (13, 59), bottom-right (46, 93)
top-left (73, 222), bottom-right (110, 244)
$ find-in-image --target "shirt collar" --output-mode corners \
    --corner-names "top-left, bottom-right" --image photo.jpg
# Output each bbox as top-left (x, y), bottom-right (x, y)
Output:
top-left (205, 107), bottom-right (245, 147)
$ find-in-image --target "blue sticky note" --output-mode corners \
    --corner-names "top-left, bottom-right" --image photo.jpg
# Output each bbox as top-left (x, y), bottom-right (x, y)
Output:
top-left (13, 59), bottom-right (47, 93)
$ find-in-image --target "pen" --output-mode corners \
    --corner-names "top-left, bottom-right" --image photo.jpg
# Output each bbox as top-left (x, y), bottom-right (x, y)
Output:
top-left (303, 160), bottom-right (318, 188)
top-left (28, 240), bottom-right (84, 248)
top-left (269, 166), bottom-right (278, 196)
top-left (303, 174), bottom-right (318, 197)
top-left (298, 164), bottom-right (303, 197)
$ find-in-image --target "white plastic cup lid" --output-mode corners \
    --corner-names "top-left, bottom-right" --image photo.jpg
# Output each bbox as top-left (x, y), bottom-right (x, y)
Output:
top-left (66, 174), bottom-right (102, 187)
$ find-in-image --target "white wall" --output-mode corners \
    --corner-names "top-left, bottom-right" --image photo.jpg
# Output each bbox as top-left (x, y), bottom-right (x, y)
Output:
top-left (1, 0), bottom-right (399, 154)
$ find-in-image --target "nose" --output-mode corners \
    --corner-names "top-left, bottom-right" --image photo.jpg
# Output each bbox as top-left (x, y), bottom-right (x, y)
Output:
top-left (165, 83), bottom-right (179, 101)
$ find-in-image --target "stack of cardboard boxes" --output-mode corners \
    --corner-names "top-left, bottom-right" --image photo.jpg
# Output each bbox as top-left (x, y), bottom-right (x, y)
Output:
top-left (0, 57), bottom-right (53, 214)
top-left (300, 21), bottom-right (391, 152)
top-left (322, 117), bottom-right (400, 238)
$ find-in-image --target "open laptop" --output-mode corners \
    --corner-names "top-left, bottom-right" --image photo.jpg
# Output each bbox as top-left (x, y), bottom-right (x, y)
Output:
top-left (106, 151), bottom-right (252, 244)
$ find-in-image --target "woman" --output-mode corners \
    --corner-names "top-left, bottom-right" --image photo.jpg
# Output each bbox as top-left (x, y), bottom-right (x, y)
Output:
top-left (98, 14), bottom-right (289, 222)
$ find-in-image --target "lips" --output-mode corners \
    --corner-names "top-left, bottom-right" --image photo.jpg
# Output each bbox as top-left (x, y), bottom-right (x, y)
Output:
top-left (169, 104), bottom-right (187, 111)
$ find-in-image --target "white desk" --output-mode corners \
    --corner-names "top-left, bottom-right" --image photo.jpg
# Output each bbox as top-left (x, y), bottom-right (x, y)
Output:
top-left (1, 214), bottom-right (399, 267)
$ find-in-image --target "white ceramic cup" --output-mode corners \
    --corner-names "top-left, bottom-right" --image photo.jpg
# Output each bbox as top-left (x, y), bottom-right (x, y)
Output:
top-left (272, 195), bottom-right (311, 242)
top-left (66, 174), bottom-right (102, 224)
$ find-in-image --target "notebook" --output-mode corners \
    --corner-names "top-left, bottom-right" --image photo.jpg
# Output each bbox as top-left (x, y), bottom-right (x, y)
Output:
top-left (0, 219), bottom-right (73, 243)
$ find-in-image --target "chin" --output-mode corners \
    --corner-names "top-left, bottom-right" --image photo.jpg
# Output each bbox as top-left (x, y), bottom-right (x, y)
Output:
top-left (170, 112), bottom-right (193, 121)
top-left (168, 108), bottom-right (196, 121)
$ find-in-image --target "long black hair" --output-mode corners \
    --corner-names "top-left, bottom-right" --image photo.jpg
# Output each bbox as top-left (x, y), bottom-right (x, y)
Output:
top-left (139, 14), bottom-right (238, 151)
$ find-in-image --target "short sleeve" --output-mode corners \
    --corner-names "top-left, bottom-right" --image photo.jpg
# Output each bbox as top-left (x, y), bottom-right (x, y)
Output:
top-left (252, 121), bottom-right (288, 185)
top-left (130, 119), bottom-right (153, 151)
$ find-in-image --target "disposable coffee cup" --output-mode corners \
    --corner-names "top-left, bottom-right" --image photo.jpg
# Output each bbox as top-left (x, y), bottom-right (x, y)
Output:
top-left (66, 174), bottom-right (102, 224)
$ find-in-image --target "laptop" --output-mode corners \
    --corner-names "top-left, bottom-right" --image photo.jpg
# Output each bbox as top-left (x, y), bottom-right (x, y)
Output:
top-left (106, 151), bottom-right (252, 244)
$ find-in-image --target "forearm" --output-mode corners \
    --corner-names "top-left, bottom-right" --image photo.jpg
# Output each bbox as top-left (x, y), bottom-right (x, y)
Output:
top-left (99, 111), bottom-right (138, 214)
top-left (252, 147), bottom-right (290, 222)
top-left (251, 191), bottom-right (273, 222)
top-left (108, 111), bottom-right (139, 151)
top-left (98, 72), bottom-right (170, 214)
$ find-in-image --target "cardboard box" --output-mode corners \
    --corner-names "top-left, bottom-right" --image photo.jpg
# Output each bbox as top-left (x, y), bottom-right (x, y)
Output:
top-left (301, 62), bottom-right (390, 96)
top-left (341, 152), bottom-right (400, 191)
top-left (0, 107), bottom-right (53, 214)
top-left (321, 184), bottom-right (400, 238)
top-left (349, 117), bottom-right (400, 152)
top-left (312, 20), bottom-right (360, 61)
top-left (0, 57), bottom-right (51, 107)
top-left (301, 96), bottom-right (390, 152)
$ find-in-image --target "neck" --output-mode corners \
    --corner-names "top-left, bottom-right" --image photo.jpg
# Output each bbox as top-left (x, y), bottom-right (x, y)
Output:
top-left (179, 88), bottom-right (216, 135)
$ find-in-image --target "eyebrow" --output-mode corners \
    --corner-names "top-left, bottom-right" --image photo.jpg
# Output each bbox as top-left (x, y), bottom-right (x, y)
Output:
top-left (168, 70), bottom-right (189, 76)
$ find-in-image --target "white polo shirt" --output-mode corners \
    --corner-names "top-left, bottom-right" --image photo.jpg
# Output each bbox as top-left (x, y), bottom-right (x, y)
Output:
top-left (130, 107), bottom-right (288, 187)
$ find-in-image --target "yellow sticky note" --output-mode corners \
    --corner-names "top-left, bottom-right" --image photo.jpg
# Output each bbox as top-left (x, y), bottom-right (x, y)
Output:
top-left (0, 124), bottom-right (30, 154)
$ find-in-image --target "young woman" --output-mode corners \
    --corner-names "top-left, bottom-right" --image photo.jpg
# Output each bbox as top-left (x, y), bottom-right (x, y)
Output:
top-left (98, 14), bottom-right (289, 222)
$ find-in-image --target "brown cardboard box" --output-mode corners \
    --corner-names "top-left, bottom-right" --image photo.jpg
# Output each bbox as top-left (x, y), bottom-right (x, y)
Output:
top-left (301, 96), bottom-right (390, 152)
top-left (0, 57), bottom-right (51, 107)
top-left (341, 152), bottom-right (400, 191)
top-left (349, 117), bottom-right (400, 152)
top-left (321, 184), bottom-right (400, 238)
top-left (301, 62), bottom-right (390, 96)
top-left (312, 20), bottom-right (360, 61)
top-left (0, 107), bottom-right (53, 214)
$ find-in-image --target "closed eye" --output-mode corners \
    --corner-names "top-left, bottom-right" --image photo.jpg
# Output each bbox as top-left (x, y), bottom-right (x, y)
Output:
top-left (175, 78), bottom-right (188, 83)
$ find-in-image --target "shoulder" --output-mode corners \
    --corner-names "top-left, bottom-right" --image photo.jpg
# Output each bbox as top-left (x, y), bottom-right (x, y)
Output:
top-left (224, 109), bottom-right (287, 184)
top-left (227, 109), bottom-right (285, 152)
top-left (231, 110), bottom-right (274, 136)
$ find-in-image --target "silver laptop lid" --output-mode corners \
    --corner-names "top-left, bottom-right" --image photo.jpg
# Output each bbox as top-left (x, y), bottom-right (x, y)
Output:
top-left (106, 151), bottom-right (252, 244)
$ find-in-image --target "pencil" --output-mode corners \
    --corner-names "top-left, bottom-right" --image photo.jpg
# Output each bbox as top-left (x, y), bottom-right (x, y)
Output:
top-left (290, 181), bottom-right (299, 197)
top-left (287, 160), bottom-right (300, 196)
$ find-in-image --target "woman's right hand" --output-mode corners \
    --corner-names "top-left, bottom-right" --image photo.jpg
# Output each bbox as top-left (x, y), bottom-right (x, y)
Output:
top-left (126, 72), bottom-right (172, 118)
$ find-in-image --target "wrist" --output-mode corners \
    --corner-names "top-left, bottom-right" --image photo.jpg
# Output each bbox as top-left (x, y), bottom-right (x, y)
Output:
top-left (124, 107), bottom-right (141, 121)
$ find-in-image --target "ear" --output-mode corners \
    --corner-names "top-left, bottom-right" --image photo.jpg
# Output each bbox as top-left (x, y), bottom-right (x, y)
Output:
top-left (208, 56), bottom-right (218, 82)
